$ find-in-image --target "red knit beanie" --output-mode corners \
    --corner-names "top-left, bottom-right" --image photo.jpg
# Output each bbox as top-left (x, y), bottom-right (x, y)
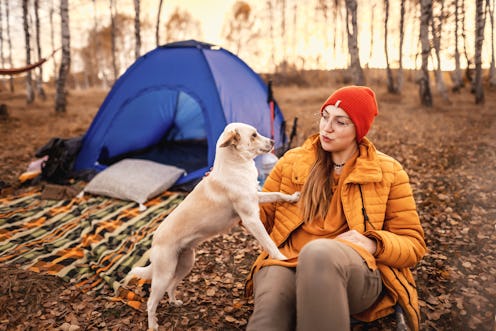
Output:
top-left (320, 86), bottom-right (378, 142)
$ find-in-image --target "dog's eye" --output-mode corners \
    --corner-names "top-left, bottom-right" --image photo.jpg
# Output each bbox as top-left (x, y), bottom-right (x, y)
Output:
top-left (252, 132), bottom-right (258, 138)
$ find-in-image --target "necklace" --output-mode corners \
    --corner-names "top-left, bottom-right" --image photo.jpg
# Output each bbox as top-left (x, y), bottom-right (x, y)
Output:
top-left (333, 162), bottom-right (345, 169)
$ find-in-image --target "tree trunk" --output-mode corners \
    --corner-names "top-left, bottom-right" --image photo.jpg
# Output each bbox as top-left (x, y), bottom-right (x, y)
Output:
top-left (452, 0), bottom-right (464, 92)
top-left (368, 3), bottom-right (375, 68)
top-left (397, 0), bottom-right (405, 92)
top-left (55, 0), bottom-right (70, 113)
top-left (134, 0), bottom-right (141, 60)
top-left (280, 0), bottom-right (287, 74)
top-left (49, 0), bottom-right (58, 83)
top-left (408, 2), bottom-right (418, 68)
top-left (34, 0), bottom-right (46, 100)
top-left (461, 0), bottom-right (472, 85)
top-left (292, 2), bottom-right (297, 68)
top-left (110, 0), bottom-right (118, 83)
top-left (474, 0), bottom-right (485, 104)
top-left (333, 0), bottom-right (340, 65)
top-left (5, 0), bottom-right (14, 92)
top-left (156, 0), bottom-right (164, 46)
top-left (0, 0), bottom-right (5, 91)
top-left (266, 0), bottom-right (277, 73)
top-left (22, 0), bottom-right (35, 104)
top-left (431, 0), bottom-right (449, 101)
top-left (384, 0), bottom-right (397, 93)
top-left (345, 0), bottom-right (365, 85)
top-left (419, 0), bottom-right (433, 106)
top-left (317, 0), bottom-right (330, 64)
top-left (488, 0), bottom-right (496, 86)
top-left (92, 0), bottom-right (106, 88)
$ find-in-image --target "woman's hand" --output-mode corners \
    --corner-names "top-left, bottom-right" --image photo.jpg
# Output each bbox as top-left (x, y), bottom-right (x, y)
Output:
top-left (337, 229), bottom-right (377, 255)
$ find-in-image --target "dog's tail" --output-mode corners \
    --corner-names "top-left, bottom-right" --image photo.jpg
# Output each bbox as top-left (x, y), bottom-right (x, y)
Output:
top-left (128, 264), bottom-right (152, 280)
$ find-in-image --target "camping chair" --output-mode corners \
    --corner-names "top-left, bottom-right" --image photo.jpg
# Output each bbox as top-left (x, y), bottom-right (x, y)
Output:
top-left (351, 304), bottom-right (408, 331)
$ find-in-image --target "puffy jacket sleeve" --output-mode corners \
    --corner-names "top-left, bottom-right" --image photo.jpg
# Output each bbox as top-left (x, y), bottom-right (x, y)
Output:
top-left (258, 156), bottom-right (286, 233)
top-left (365, 162), bottom-right (427, 268)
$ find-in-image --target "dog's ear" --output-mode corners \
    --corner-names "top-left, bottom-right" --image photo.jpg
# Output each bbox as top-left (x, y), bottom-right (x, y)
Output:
top-left (219, 129), bottom-right (240, 148)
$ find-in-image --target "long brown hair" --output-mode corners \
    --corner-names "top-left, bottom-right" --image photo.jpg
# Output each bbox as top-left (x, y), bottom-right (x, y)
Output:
top-left (300, 140), bottom-right (334, 223)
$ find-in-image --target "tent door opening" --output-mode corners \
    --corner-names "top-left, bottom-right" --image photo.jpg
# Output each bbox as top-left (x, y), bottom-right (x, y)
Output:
top-left (96, 88), bottom-right (208, 174)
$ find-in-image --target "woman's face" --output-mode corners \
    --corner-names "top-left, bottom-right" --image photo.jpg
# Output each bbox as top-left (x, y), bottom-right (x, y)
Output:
top-left (319, 105), bottom-right (357, 153)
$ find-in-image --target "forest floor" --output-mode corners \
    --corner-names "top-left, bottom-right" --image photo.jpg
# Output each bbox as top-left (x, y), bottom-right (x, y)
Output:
top-left (0, 78), bottom-right (495, 330)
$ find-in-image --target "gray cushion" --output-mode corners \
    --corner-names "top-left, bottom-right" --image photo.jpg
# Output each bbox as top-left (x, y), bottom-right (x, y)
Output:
top-left (83, 159), bottom-right (185, 206)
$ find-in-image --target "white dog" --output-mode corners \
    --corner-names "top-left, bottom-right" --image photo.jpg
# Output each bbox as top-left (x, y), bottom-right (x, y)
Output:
top-left (124, 122), bottom-right (299, 330)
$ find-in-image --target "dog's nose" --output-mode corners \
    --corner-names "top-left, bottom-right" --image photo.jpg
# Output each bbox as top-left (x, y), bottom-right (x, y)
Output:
top-left (269, 139), bottom-right (275, 146)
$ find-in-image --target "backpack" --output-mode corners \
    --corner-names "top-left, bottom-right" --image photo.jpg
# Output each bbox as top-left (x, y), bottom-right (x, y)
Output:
top-left (35, 136), bottom-right (83, 184)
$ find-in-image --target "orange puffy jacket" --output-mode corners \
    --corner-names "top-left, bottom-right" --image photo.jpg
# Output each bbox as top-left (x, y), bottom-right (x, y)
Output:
top-left (246, 135), bottom-right (427, 331)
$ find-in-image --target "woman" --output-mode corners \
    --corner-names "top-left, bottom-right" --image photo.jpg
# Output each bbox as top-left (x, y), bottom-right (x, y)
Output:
top-left (246, 86), bottom-right (426, 331)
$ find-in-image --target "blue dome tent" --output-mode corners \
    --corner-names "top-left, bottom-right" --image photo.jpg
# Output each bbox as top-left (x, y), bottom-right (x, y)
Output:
top-left (74, 40), bottom-right (287, 187)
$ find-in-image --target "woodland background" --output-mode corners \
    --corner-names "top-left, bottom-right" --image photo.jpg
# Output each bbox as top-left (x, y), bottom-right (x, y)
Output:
top-left (0, 0), bottom-right (495, 106)
top-left (0, 0), bottom-right (496, 330)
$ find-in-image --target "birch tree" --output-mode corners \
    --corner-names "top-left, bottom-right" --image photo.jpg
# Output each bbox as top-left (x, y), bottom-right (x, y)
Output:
top-left (461, 0), bottom-right (471, 81)
top-left (23, 0), bottom-right (35, 103)
top-left (487, 0), bottom-right (496, 86)
top-left (34, 0), bottom-right (46, 100)
top-left (397, 0), bottom-right (406, 92)
top-left (5, 0), bottom-right (13, 92)
top-left (134, 0), bottom-right (141, 59)
top-left (110, 0), bottom-right (118, 83)
top-left (50, 0), bottom-right (58, 81)
top-left (0, 0), bottom-right (5, 91)
top-left (156, 0), bottom-right (164, 46)
top-left (451, 0), bottom-right (464, 91)
top-left (419, 0), bottom-right (433, 106)
top-left (55, 0), bottom-right (70, 113)
top-left (367, 3), bottom-right (376, 68)
top-left (291, 1), bottom-right (297, 67)
top-left (431, 0), bottom-right (449, 101)
top-left (316, 0), bottom-right (333, 69)
top-left (280, 0), bottom-right (287, 73)
top-left (474, 0), bottom-right (485, 104)
top-left (345, 0), bottom-right (365, 85)
top-left (223, 2), bottom-right (259, 55)
top-left (92, 0), bottom-right (107, 87)
top-left (333, 0), bottom-right (342, 68)
top-left (265, 0), bottom-right (277, 72)
top-left (165, 8), bottom-right (202, 43)
top-left (384, 0), bottom-right (397, 93)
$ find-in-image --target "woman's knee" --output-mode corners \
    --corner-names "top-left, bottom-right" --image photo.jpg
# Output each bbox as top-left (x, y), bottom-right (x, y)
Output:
top-left (299, 239), bottom-right (349, 273)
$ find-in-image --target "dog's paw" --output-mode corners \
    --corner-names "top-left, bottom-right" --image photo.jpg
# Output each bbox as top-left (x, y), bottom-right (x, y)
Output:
top-left (170, 299), bottom-right (183, 307)
top-left (148, 315), bottom-right (159, 330)
top-left (287, 192), bottom-right (300, 203)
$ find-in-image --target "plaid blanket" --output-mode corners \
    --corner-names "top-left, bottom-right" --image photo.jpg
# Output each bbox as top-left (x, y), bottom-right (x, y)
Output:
top-left (0, 187), bottom-right (186, 310)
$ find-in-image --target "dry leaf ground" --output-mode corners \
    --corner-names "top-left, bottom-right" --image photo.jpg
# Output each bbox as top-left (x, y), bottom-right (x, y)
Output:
top-left (1, 76), bottom-right (495, 330)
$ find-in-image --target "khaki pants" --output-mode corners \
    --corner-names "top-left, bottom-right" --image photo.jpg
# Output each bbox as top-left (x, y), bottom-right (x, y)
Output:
top-left (247, 239), bottom-right (382, 331)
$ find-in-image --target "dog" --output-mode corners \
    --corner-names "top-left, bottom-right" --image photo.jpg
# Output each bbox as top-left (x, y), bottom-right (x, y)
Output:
top-left (124, 122), bottom-right (299, 330)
